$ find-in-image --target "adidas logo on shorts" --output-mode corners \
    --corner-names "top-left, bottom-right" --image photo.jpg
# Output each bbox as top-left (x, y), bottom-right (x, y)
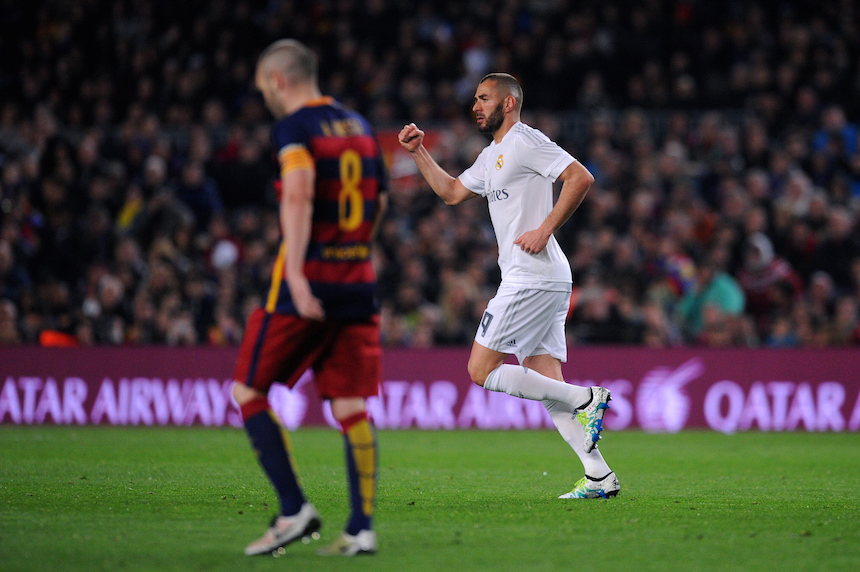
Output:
top-left (506, 339), bottom-right (516, 347)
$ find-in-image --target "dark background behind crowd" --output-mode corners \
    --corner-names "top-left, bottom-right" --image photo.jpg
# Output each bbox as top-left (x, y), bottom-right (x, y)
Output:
top-left (2, 0), bottom-right (860, 349)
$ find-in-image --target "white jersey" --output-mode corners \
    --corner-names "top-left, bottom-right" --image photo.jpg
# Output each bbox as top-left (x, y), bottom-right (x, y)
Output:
top-left (459, 122), bottom-right (575, 291)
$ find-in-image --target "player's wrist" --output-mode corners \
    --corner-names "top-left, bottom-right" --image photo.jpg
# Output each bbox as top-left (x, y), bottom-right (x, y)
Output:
top-left (285, 273), bottom-right (309, 287)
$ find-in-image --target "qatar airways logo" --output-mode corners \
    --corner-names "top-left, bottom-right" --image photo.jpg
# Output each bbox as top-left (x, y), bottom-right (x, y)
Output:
top-left (636, 358), bottom-right (703, 432)
top-left (487, 188), bottom-right (509, 203)
top-left (4, 353), bottom-right (859, 433)
top-left (268, 370), bottom-right (312, 430)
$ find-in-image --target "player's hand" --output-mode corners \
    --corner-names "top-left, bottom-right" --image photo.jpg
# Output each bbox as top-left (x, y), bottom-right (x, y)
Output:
top-left (287, 276), bottom-right (325, 321)
top-left (398, 123), bottom-right (424, 153)
top-left (514, 228), bottom-right (551, 255)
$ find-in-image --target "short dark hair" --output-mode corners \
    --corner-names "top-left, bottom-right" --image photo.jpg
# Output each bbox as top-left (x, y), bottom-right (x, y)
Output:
top-left (480, 73), bottom-right (523, 111)
top-left (257, 39), bottom-right (318, 84)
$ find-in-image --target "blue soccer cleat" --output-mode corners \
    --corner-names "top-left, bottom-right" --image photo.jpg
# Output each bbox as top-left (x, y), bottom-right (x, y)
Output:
top-left (558, 472), bottom-right (620, 499)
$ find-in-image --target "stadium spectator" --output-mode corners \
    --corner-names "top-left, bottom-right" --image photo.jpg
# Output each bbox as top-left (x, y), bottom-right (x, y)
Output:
top-left (0, 0), bottom-right (860, 349)
top-left (0, 238), bottom-right (30, 303)
top-left (737, 232), bottom-right (804, 337)
top-left (676, 250), bottom-right (745, 344)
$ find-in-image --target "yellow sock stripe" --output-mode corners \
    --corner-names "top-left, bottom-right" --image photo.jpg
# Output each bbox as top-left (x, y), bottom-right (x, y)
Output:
top-left (268, 410), bottom-right (302, 486)
top-left (265, 242), bottom-right (286, 313)
top-left (346, 420), bottom-right (377, 517)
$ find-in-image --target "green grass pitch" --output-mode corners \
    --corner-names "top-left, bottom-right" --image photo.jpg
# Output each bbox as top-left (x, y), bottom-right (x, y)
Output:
top-left (1, 426), bottom-right (858, 572)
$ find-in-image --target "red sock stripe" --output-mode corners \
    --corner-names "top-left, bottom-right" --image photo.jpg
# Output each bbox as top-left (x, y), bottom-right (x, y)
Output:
top-left (339, 411), bottom-right (368, 434)
top-left (240, 396), bottom-right (270, 420)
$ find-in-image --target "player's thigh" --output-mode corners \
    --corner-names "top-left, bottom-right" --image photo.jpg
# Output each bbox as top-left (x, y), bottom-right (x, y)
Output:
top-left (476, 285), bottom-right (569, 360)
top-left (475, 284), bottom-right (531, 351)
top-left (528, 294), bottom-right (570, 364)
top-left (330, 397), bottom-right (367, 421)
top-left (314, 318), bottom-right (381, 400)
top-left (233, 309), bottom-right (328, 393)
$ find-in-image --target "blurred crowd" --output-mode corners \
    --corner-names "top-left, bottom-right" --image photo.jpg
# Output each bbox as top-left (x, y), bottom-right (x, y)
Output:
top-left (1, 0), bottom-right (860, 348)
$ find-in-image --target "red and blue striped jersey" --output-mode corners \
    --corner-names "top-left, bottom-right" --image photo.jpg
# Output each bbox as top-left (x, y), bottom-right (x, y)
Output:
top-left (266, 97), bottom-right (387, 319)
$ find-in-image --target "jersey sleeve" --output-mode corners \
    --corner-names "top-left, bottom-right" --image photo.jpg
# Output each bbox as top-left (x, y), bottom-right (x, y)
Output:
top-left (514, 133), bottom-right (575, 181)
top-left (272, 118), bottom-right (315, 178)
top-left (457, 148), bottom-right (488, 196)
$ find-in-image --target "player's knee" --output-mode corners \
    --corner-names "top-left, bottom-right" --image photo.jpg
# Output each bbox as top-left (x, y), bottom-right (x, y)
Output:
top-left (467, 358), bottom-right (488, 386)
top-left (232, 382), bottom-right (263, 405)
top-left (331, 397), bottom-right (366, 421)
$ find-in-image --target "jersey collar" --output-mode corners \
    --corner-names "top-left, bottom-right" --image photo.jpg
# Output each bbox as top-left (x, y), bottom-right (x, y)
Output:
top-left (303, 96), bottom-right (335, 108)
top-left (493, 121), bottom-right (522, 146)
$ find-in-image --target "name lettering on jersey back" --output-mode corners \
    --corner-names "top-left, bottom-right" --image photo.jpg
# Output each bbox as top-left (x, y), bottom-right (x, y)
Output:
top-left (320, 118), bottom-right (366, 137)
top-left (321, 244), bottom-right (370, 261)
top-left (487, 188), bottom-right (509, 203)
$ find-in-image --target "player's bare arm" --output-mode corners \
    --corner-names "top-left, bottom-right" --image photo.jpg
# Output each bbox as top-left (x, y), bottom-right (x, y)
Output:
top-left (514, 160), bottom-right (594, 255)
top-left (370, 191), bottom-right (388, 240)
top-left (281, 167), bottom-right (325, 320)
top-left (398, 123), bottom-right (476, 205)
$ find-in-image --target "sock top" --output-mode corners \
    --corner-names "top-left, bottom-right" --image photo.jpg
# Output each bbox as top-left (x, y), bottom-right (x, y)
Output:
top-left (339, 411), bottom-right (368, 434)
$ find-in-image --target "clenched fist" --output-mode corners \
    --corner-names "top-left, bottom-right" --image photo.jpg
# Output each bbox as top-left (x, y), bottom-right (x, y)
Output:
top-left (398, 123), bottom-right (424, 153)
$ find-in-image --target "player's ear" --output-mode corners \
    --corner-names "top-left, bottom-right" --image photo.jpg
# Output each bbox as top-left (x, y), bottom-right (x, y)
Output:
top-left (505, 95), bottom-right (516, 113)
top-left (273, 69), bottom-right (288, 89)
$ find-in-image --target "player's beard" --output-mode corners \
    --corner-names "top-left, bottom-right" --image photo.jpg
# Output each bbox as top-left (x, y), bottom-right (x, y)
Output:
top-left (478, 101), bottom-right (505, 134)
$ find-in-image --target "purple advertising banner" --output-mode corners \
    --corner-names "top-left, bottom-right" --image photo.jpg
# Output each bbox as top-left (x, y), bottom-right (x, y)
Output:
top-left (1, 347), bottom-right (858, 433)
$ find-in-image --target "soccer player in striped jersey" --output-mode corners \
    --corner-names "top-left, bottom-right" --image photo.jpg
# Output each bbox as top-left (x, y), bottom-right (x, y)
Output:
top-left (232, 39), bottom-right (387, 556)
top-left (399, 73), bottom-right (619, 500)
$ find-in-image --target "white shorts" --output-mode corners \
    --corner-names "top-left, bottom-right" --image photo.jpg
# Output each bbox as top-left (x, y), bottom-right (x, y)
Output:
top-left (475, 284), bottom-right (571, 363)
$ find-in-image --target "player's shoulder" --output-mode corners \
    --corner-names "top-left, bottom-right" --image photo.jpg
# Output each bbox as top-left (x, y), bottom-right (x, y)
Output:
top-left (472, 141), bottom-right (496, 165)
top-left (332, 100), bottom-right (370, 125)
top-left (309, 99), bottom-right (377, 138)
top-left (272, 99), bottom-right (375, 148)
top-left (347, 109), bottom-right (377, 137)
top-left (271, 112), bottom-right (308, 148)
top-left (284, 100), bottom-right (330, 132)
top-left (510, 122), bottom-right (552, 148)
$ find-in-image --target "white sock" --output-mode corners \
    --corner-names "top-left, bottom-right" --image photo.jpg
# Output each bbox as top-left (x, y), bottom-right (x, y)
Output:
top-left (544, 399), bottom-right (611, 478)
top-left (483, 364), bottom-right (591, 408)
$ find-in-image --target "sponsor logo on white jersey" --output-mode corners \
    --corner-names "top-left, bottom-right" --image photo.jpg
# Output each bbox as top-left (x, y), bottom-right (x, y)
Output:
top-left (487, 188), bottom-right (509, 203)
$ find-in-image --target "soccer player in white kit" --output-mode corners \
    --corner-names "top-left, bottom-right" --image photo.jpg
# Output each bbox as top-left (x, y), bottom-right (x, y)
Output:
top-left (398, 73), bottom-right (619, 499)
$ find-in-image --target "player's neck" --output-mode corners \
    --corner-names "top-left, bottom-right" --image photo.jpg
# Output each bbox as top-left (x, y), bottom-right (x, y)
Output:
top-left (281, 85), bottom-right (324, 116)
top-left (492, 116), bottom-right (520, 144)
